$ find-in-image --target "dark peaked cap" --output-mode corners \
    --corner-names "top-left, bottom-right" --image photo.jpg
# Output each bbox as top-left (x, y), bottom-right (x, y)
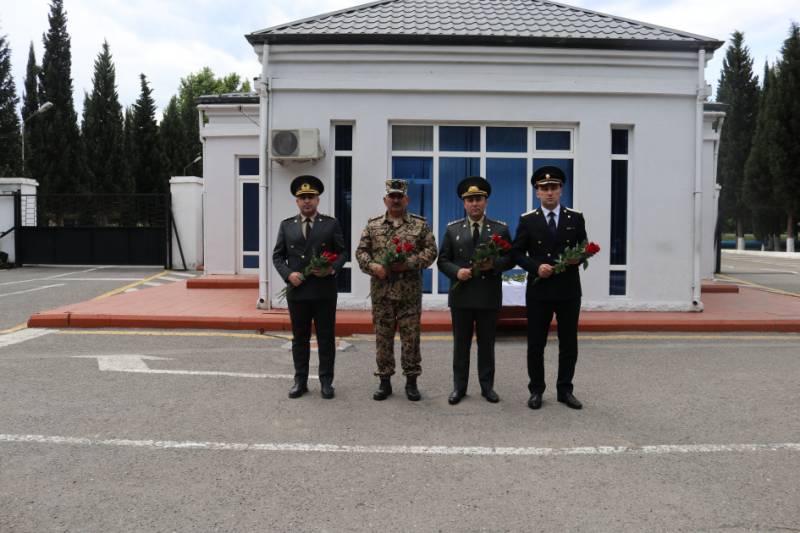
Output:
top-left (531, 166), bottom-right (566, 188)
top-left (291, 175), bottom-right (324, 196)
top-left (457, 176), bottom-right (491, 198)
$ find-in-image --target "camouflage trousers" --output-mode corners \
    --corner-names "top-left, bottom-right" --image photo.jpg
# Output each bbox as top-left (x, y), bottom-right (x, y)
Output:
top-left (372, 296), bottom-right (422, 377)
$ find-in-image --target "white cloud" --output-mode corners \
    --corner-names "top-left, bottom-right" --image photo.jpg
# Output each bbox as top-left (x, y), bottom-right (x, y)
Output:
top-left (4, 0), bottom-right (797, 121)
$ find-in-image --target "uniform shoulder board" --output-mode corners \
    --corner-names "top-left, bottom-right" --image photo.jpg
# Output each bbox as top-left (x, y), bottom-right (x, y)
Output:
top-left (409, 213), bottom-right (426, 221)
top-left (521, 209), bottom-right (539, 217)
top-left (368, 215), bottom-right (384, 222)
top-left (282, 215), bottom-right (297, 222)
top-left (491, 218), bottom-right (508, 226)
top-left (565, 207), bottom-right (582, 214)
top-left (447, 218), bottom-right (465, 226)
top-left (318, 213), bottom-right (333, 220)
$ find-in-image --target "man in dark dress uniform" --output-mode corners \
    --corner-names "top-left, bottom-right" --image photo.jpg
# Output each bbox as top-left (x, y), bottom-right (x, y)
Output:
top-left (438, 176), bottom-right (514, 405)
top-left (272, 175), bottom-right (347, 399)
top-left (512, 167), bottom-right (587, 410)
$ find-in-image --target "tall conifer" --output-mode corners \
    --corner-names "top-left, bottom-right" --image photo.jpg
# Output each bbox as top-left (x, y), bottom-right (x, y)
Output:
top-left (0, 31), bottom-right (22, 176)
top-left (130, 74), bottom-right (163, 193)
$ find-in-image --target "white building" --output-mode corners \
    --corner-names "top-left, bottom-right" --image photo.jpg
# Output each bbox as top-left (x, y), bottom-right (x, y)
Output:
top-left (198, 0), bottom-right (725, 311)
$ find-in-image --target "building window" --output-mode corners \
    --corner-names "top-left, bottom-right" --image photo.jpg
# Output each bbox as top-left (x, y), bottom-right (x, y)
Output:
top-left (390, 124), bottom-right (576, 295)
top-left (610, 127), bottom-right (631, 296)
top-left (238, 157), bottom-right (259, 270)
top-left (333, 124), bottom-right (353, 293)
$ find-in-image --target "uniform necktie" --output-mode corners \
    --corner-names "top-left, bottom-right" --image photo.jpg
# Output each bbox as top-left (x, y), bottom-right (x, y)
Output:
top-left (547, 211), bottom-right (557, 238)
top-left (303, 218), bottom-right (311, 240)
top-left (472, 222), bottom-right (480, 247)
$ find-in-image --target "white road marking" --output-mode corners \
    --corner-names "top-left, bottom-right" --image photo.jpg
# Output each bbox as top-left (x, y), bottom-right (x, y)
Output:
top-left (159, 276), bottom-right (183, 282)
top-left (0, 267), bottom-right (101, 286)
top-left (0, 328), bottom-right (55, 348)
top-left (169, 272), bottom-right (196, 278)
top-left (0, 433), bottom-right (798, 457)
top-left (50, 278), bottom-right (145, 282)
top-left (73, 354), bottom-right (312, 380)
top-left (0, 284), bottom-right (65, 298)
top-left (124, 288), bottom-right (139, 293)
top-left (142, 281), bottom-right (163, 287)
top-left (758, 268), bottom-right (799, 274)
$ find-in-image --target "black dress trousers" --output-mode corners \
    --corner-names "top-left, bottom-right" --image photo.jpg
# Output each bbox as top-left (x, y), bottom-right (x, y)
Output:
top-left (451, 308), bottom-right (499, 394)
top-left (287, 298), bottom-right (337, 384)
top-left (525, 297), bottom-right (581, 395)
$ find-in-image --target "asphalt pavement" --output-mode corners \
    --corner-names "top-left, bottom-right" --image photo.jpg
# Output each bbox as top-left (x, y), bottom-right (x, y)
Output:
top-left (720, 251), bottom-right (800, 296)
top-left (1, 328), bottom-right (798, 532)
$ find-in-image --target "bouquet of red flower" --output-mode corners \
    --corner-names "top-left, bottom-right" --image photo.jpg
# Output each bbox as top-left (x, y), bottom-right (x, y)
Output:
top-left (452, 233), bottom-right (512, 290)
top-left (533, 240), bottom-right (600, 285)
top-left (277, 250), bottom-right (339, 301)
top-left (379, 236), bottom-right (415, 270)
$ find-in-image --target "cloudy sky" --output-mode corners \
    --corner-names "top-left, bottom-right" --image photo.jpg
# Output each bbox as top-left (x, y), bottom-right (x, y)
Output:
top-left (2, 0), bottom-right (797, 118)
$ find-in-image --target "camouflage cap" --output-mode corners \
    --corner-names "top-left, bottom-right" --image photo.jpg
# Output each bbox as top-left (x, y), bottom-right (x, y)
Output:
top-left (385, 179), bottom-right (408, 196)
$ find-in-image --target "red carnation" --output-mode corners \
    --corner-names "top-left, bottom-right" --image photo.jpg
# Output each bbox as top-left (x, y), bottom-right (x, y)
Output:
top-left (403, 242), bottom-right (414, 253)
top-left (392, 236), bottom-right (400, 245)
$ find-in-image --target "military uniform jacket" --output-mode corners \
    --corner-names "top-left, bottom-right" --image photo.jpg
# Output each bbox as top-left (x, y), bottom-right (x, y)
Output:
top-left (272, 213), bottom-right (347, 301)
top-left (438, 217), bottom-right (515, 309)
top-left (355, 212), bottom-right (438, 301)
top-left (512, 206), bottom-right (588, 301)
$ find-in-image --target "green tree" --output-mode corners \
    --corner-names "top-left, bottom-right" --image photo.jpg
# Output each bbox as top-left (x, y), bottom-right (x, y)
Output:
top-left (81, 41), bottom-right (125, 193)
top-left (0, 31), bottom-right (22, 176)
top-left (38, 0), bottom-right (83, 194)
top-left (770, 23), bottom-right (800, 251)
top-left (176, 67), bottom-right (252, 176)
top-left (129, 74), bottom-right (164, 193)
top-left (159, 95), bottom-right (186, 177)
top-left (21, 42), bottom-right (43, 179)
top-left (716, 31), bottom-right (760, 245)
top-left (744, 63), bottom-right (783, 249)
top-left (120, 106), bottom-right (135, 194)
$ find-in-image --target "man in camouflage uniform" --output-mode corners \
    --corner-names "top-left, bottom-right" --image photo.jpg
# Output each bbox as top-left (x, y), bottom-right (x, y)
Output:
top-left (355, 179), bottom-right (438, 401)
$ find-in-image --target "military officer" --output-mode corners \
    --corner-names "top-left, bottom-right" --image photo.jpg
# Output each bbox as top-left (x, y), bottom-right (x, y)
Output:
top-left (272, 175), bottom-right (347, 399)
top-left (355, 179), bottom-right (438, 401)
top-left (438, 176), bottom-right (514, 404)
top-left (512, 167), bottom-right (588, 410)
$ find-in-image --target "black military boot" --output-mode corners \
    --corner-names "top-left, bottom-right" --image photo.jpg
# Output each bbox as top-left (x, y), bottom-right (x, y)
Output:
top-left (373, 377), bottom-right (392, 401)
top-left (405, 375), bottom-right (421, 401)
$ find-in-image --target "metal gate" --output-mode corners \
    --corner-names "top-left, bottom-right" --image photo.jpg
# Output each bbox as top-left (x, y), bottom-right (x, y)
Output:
top-left (10, 192), bottom-right (172, 267)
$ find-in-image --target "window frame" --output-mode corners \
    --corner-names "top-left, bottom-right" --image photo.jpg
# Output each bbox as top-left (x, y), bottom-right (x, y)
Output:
top-left (609, 125), bottom-right (633, 297)
top-left (237, 155), bottom-right (260, 273)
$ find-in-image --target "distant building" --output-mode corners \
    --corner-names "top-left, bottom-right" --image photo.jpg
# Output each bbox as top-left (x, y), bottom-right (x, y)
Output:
top-left (199, 0), bottom-right (724, 311)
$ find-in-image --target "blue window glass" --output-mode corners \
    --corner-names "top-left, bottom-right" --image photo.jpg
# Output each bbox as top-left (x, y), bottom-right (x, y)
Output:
top-left (392, 156), bottom-right (433, 293)
top-left (437, 157), bottom-right (480, 293)
top-left (610, 271), bottom-right (626, 295)
top-left (487, 127), bottom-right (526, 153)
top-left (335, 157), bottom-right (352, 263)
top-left (440, 126), bottom-right (480, 152)
top-left (612, 129), bottom-right (629, 155)
top-left (336, 268), bottom-right (352, 293)
top-left (610, 160), bottom-right (628, 265)
top-left (243, 255), bottom-right (259, 268)
top-left (238, 157), bottom-right (259, 176)
top-left (535, 131), bottom-right (571, 151)
top-left (392, 126), bottom-right (433, 151)
top-left (335, 125), bottom-right (353, 151)
top-left (532, 159), bottom-right (573, 209)
top-left (242, 182), bottom-right (259, 252)
top-left (486, 158), bottom-right (527, 239)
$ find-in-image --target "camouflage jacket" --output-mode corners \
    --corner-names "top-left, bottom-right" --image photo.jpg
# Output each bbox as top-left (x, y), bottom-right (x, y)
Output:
top-left (356, 212), bottom-right (438, 301)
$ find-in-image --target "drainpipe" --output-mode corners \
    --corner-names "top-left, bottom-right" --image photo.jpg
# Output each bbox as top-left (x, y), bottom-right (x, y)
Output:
top-left (257, 44), bottom-right (271, 309)
top-left (692, 49), bottom-right (706, 310)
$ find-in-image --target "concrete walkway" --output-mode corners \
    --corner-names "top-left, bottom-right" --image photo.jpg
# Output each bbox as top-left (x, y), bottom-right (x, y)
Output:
top-left (26, 275), bottom-right (800, 333)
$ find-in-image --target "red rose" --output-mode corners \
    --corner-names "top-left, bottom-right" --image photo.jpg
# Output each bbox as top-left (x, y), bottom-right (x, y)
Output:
top-left (395, 245), bottom-right (402, 253)
top-left (491, 234), bottom-right (501, 243)
top-left (403, 242), bottom-right (414, 253)
top-left (585, 242), bottom-right (601, 255)
top-left (502, 242), bottom-right (512, 251)
top-left (392, 236), bottom-right (400, 245)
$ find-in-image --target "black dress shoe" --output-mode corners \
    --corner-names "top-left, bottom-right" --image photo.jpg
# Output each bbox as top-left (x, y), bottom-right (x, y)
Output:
top-left (448, 390), bottom-right (465, 405)
top-left (557, 392), bottom-right (583, 410)
top-left (527, 392), bottom-right (542, 410)
top-left (288, 381), bottom-right (308, 399)
top-left (405, 376), bottom-right (421, 401)
top-left (320, 383), bottom-right (335, 399)
top-left (481, 390), bottom-right (500, 403)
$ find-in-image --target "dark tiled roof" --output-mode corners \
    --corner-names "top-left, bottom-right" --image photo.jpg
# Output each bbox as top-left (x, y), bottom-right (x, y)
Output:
top-left (197, 92), bottom-right (259, 105)
top-left (704, 102), bottom-right (728, 112)
top-left (247, 0), bottom-right (722, 51)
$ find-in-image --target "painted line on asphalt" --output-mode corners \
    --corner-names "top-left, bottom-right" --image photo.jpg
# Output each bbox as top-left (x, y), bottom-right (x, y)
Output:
top-left (169, 272), bottom-right (196, 278)
top-left (0, 284), bottom-right (65, 299)
top-left (0, 267), bottom-right (103, 287)
top-left (55, 329), bottom-right (288, 340)
top-left (757, 268), bottom-right (799, 274)
top-left (1, 433), bottom-right (798, 458)
top-left (0, 323), bottom-right (28, 335)
top-left (92, 271), bottom-right (169, 300)
top-left (715, 274), bottom-right (800, 298)
top-left (0, 328), bottom-right (55, 348)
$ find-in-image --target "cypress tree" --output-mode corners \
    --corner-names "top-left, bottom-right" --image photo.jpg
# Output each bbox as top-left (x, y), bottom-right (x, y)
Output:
top-left (0, 31), bottom-right (22, 176)
top-left (130, 74), bottom-right (164, 194)
top-left (81, 41), bottom-right (124, 193)
top-left (21, 42), bottom-right (43, 179)
top-left (38, 0), bottom-right (83, 194)
top-left (770, 23), bottom-right (800, 251)
top-left (716, 31), bottom-right (760, 248)
top-left (120, 106), bottom-right (135, 194)
top-left (159, 95), bottom-right (186, 177)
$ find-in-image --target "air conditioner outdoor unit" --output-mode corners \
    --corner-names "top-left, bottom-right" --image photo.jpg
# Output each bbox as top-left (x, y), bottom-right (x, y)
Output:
top-left (270, 129), bottom-right (324, 161)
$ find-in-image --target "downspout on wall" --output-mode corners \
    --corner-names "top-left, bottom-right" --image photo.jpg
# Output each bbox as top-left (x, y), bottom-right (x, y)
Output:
top-left (692, 48), bottom-right (708, 310)
top-left (257, 44), bottom-right (271, 309)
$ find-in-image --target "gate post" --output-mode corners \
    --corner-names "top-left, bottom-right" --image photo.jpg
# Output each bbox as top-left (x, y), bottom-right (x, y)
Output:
top-left (13, 191), bottom-right (20, 267)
